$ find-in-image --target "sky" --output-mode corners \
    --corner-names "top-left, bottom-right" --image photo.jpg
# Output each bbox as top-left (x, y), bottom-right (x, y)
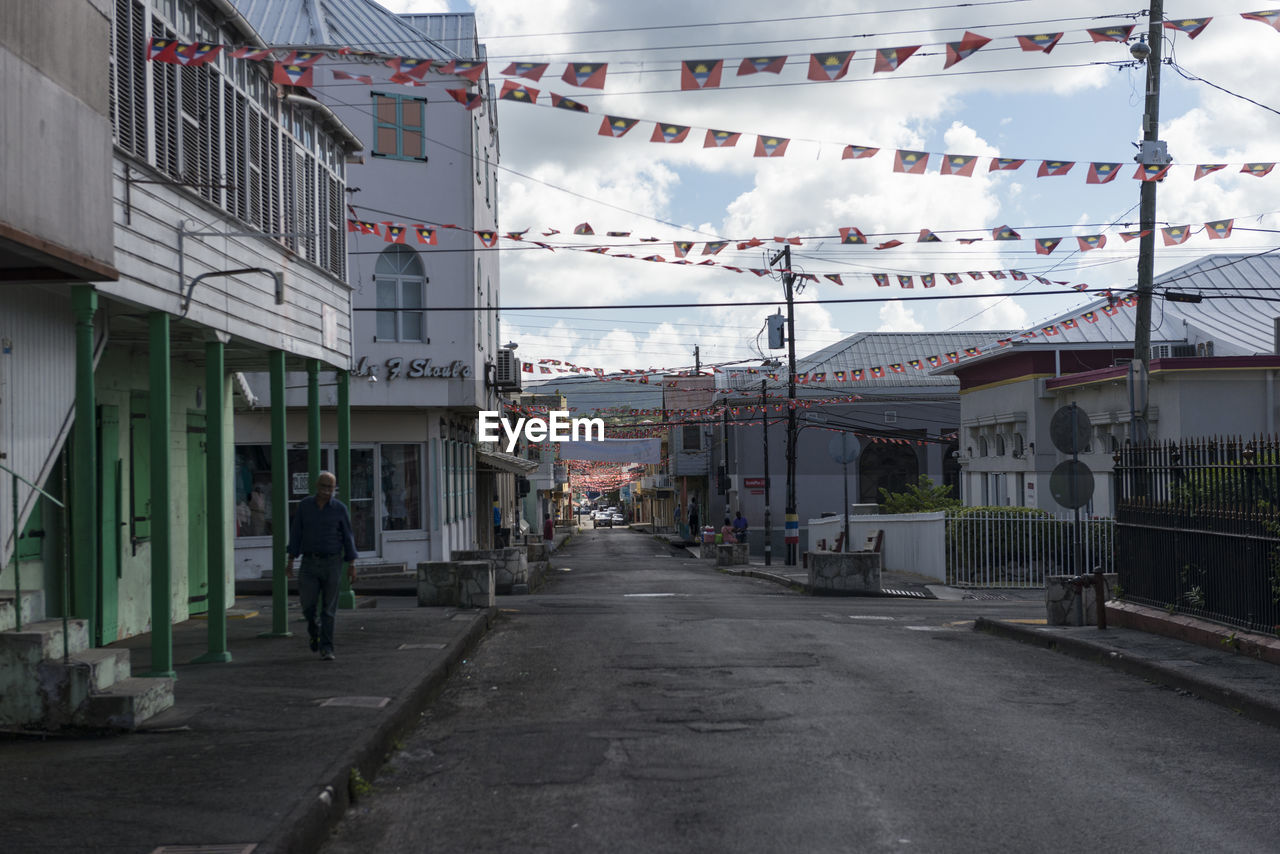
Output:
top-left (380, 0), bottom-right (1280, 376)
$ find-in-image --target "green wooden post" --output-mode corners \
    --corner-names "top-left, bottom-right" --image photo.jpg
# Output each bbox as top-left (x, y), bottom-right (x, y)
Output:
top-left (194, 339), bottom-right (231, 663)
top-left (261, 350), bottom-right (291, 638)
top-left (146, 312), bottom-right (175, 678)
top-left (71, 286), bottom-right (98, 641)
top-left (337, 369), bottom-right (354, 609)
top-left (307, 359), bottom-right (321, 492)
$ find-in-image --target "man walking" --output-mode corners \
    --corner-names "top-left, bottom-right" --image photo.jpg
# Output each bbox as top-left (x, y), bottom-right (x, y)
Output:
top-left (286, 471), bottom-right (358, 660)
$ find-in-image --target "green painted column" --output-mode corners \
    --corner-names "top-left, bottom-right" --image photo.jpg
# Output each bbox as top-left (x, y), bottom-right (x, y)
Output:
top-left (337, 368), bottom-right (354, 609)
top-left (307, 359), bottom-right (321, 492)
top-left (194, 339), bottom-right (231, 663)
top-left (261, 350), bottom-right (291, 638)
top-left (71, 287), bottom-right (98, 641)
top-left (146, 312), bottom-right (175, 678)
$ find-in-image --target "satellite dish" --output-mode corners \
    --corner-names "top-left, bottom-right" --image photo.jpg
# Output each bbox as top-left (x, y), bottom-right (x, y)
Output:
top-left (1050, 404), bottom-right (1092, 455)
top-left (828, 434), bottom-right (861, 464)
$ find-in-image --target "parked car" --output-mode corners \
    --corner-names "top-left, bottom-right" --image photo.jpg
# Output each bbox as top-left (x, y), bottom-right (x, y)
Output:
top-left (610, 511), bottom-right (625, 526)
top-left (596, 510), bottom-right (612, 528)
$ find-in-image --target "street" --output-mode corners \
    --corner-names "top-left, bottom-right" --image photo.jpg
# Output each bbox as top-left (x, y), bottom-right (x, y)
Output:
top-left (322, 526), bottom-right (1280, 853)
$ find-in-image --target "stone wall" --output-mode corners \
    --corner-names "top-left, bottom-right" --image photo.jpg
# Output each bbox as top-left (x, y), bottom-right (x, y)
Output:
top-left (416, 560), bottom-right (495, 608)
top-left (1046, 573), bottom-right (1117, 625)
top-left (453, 547), bottom-right (528, 594)
top-left (716, 542), bottom-right (749, 566)
top-left (807, 551), bottom-right (881, 594)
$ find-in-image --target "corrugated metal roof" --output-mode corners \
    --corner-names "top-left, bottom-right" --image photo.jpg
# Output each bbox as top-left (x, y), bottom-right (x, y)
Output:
top-left (399, 13), bottom-right (483, 61)
top-left (233, 0), bottom-right (456, 58)
top-left (944, 253), bottom-right (1280, 370)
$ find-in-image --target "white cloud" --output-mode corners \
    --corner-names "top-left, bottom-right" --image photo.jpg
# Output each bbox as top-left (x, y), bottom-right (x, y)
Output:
top-left (877, 301), bottom-right (924, 332)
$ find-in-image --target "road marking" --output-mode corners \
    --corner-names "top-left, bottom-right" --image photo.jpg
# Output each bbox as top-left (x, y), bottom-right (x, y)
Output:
top-left (903, 625), bottom-right (945, 631)
top-left (1006, 618), bottom-right (1048, 625)
top-left (943, 620), bottom-right (974, 628)
top-left (624, 593), bottom-right (685, 598)
top-left (850, 615), bottom-right (895, 621)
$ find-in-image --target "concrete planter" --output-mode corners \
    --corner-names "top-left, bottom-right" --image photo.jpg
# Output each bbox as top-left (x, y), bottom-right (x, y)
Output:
top-left (452, 547), bottom-right (528, 594)
top-left (807, 551), bottom-right (881, 594)
top-left (716, 542), bottom-right (749, 566)
top-left (1045, 573), bottom-right (1118, 625)
top-left (416, 560), bottom-right (495, 608)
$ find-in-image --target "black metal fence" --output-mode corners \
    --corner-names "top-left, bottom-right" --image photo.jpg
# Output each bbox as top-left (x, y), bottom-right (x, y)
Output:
top-left (1114, 437), bottom-right (1280, 633)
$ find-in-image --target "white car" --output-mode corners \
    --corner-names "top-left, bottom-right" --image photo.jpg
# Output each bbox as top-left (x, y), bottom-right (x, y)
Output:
top-left (609, 511), bottom-right (625, 525)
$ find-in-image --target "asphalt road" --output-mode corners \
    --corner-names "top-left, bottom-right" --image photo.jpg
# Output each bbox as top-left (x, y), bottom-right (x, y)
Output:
top-left (321, 525), bottom-right (1280, 854)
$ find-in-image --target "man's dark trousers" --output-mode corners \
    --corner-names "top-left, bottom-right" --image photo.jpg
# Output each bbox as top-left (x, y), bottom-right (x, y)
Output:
top-left (299, 553), bottom-right (343, 654)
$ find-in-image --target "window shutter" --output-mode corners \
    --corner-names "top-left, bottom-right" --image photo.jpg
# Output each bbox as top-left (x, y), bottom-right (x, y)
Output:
top-left (151, 19), bottom-right (179, 175)
top-left (130, 394), bottom-right (152, 541)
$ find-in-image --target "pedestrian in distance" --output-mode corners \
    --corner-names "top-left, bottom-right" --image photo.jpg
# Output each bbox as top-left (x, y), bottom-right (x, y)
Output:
top-left (543, 512), bottom-right (554, 544)
top-left (720, 518), bottom-right (737, 544)
top-left (493, 499), bottom-right (504, 548)
top-left (286, 471), bottom-right (357, 661)
top-left (733, 510), bottom-right (748, 539)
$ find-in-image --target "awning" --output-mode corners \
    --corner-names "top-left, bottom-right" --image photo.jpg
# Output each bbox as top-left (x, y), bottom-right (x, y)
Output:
top-left (477, 448), bottom-right (539, 475)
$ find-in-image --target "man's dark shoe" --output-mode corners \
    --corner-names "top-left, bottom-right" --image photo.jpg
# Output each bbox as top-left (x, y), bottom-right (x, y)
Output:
top-left (309, 636), bottom-right (319, 652)
top-left (321, 650), bottom-right (336, 661)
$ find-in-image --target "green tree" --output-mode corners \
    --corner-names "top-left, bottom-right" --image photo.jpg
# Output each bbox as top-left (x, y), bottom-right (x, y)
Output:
top-left (878, 475), bottom-right (962, 514)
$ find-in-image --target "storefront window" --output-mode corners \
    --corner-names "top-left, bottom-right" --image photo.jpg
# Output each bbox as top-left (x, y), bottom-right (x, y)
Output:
top-left (234, 445), bottom-right (274, 536)
top-left (381, 444), bottom-right (422, 530)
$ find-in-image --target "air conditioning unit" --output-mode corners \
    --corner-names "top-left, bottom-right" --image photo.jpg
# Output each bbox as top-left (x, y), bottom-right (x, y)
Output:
top-left (494, 348), bottom-right (522, 390)
top-left (1150, 344), bottom-right (1172, 359)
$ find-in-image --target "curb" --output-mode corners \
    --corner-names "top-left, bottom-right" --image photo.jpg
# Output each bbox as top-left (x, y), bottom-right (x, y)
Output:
top-left (259, 606), bottom-right (497, 854)
top-left (975, 617), bottom-right (1280, 731)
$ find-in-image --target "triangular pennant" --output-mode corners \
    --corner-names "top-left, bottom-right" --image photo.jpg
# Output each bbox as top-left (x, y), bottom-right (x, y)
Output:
top-left (966, 271), bottom-right (985, 281)
top-left (944, 273), bottom-right (962, 285)
top-left (754, 135), bottom-right (790, 157)
top-left (447, 89), bottom-right (483, 110)
top-left (807, 51), bottom-right (854, 81)
top-left (382, 223), bottom-right (408, 244)
top-left (1206, 219), bottom-right (1234, 239)
top-left (562, 62), bottom-right (608, 88)
top-left (898, 275), bottom-right (914, 289)
top-left (414, 226), bottom-right (437, 244)
top-left (672, 241), bottom-right (694, 258)
top-left (921, 274), bottom-right (936, 288)
top-left (1164, 18), bottom-right (1212, 39)
top-left (476, 230), bottom-right (499, 248)
top-left (988, 270), bottom-right (1007, 279)
top-left (598, 115), bottom-right (639, 137)
top-left (444, 60), bottom-right (487, 82)
top-left (1087, 162), bottom-right (1121, 184)
top-left (894, 149), bottom-right (929, 174)
top-left (872, 274), bottom-right (890, 287)
top-left (992, 225), bottom-right (1021, 241)
top-left (876, 240), bottom-right (903, 250)
top-left (944, 31), bottom-right (991, 68)
top-left (499, 80), bottom-right (539, 104)
top-left (704, 129), bottom-right (742, 148)
top-left (941, 154), bottom-right (978, 177)
top-left (1242, 162), bottom-right (1276, 177)
top-left (1016, 32), bottom-right (1064, 53)
top-left (1010, 270), bottom-right (1028, 280)
top-left (273, 63), bottom-right (314, 87)
top-left (1242, 10), bottom-right (1280, 31)
top-left (1037, 160), bottom-right (1074, 177)
top-left (1077, 234), bottom-right (1106, 251)
top-left (839, 227), bottom-right (867, 244)
top-left (282, 51), bottom-right (325, 67)
top-left (989, 158), bottom-right (1025, 172)
top-left (680, 59), bottom-right (724, 90)
top-left (651, 123), bottom-right (690, 144)
top-left (1035, 237), bottom-right (1063, 255)
top-left (574, 222), bottom-right (594, 235)
top-left (177, 42), bottom-right (223, 67)
top-left (824, 274), bottom-right (845, 286)
top-left (501, 61), bottom-right (549, 81)
top-left (703, 241), bottom-right (728, 255)
top-left (551, 93), bottom-right (590, 112)
top-left (332, 69), bottom-right (373, 84)
top-left (1161, 225), bottom-right (1191, 245)
top-left (842, 145), bottom-right (879, 159)
top-left (1194, 163), bottom-right (1226, 180)
top-left (737, 56), bottom-right (787, 75)
top-left (1135, 163), bottom-right (1171, 182)
top-left (1087, 25), bottom-right (1135, 42)
top-left (1120, 229), bottom-right (1151, 242)
top-left (874, 46), bottom-right (919, 73)
top-left (918, 229), bottom-right (941, 243)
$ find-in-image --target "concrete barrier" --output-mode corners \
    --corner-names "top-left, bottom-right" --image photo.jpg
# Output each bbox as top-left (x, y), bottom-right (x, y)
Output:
top-left (1045, 573), bottom-right (1117, 625)
top-left (807, 551), bottom-right (881, 594)
top-left (716, 542), bottom-right (749, 566)
top-left (452, 547), bottom-right (528, 594)
top-left (417, 561), bottom-right (495, 608)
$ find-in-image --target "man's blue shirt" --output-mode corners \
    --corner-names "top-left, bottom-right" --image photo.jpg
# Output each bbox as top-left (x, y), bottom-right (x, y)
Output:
top-left (287, 496), bottom-right (358, 561)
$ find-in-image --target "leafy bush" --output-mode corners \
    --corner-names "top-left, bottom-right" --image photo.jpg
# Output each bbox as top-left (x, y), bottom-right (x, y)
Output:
top-left (878, 475), bottom-right (962, 514)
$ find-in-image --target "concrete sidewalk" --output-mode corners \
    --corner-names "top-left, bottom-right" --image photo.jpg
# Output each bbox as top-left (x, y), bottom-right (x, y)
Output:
top-left (3, 594), bottom-right (495, 854)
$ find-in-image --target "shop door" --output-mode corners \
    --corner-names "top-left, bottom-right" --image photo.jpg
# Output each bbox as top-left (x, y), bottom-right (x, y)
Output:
top-left (186, 412), bottom-right (208, 614)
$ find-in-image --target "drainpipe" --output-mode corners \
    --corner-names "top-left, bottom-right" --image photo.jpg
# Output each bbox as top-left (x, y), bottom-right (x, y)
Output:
top-left (146, 311), bottom-right (175, 678)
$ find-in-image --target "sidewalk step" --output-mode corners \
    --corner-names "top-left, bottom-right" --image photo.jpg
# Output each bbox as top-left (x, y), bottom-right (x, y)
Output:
top-left (0, 618), bottom-right (91, 663)
top-left (77, 676), bottom-right (175, 730)
top-left (0, 589), bottom-right (46, 632)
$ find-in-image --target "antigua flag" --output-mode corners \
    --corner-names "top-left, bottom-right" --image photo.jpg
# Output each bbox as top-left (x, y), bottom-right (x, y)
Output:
top-left (501, 62), bottom-right (549, 81)
top-left (414, 226), bottom-right (437, 245)
top-left (1062, 318), bottom-right (1078, 330)
top-left (1077, 234), bottom-right (1107, 251)
top-left (563, 62), bottom-right (608, 88)
top-left (824, 274), bottom-right (845, 286)
top-left (1087, 25), bottom-right (1135, 42)
top-left (1042, 325), bottom-right (1059, 336)
top-left (922, 274), bottom-right (936, 288)
top-left (1038, 160), bottom-right (1074, 177)
top-left (850, 369), bottom-right (864, 381)
top-left (876, 240), bottom-right (903, 250)
top-left (444, 60), bottom-right (487, 82)
top-left (870, 366), bottom-right (886, 378)
top-left (671, 241), bottom-right (696, 258)
top-left (1083, 310), bottom-right (1099, 324)
top-left (177, 43), bottom-right (223, 67)
top-left (945, 352), bottom-right (961, 364)
top-left (1087, 162), bottom-right (1121, 184)
top-left (894, 149), bottom-right (929, 174)
top-left (754, 135), bottom-right (790, 157)
top-left (499, 80), bottom-right (539, 104)
top-left (927, 355), bottom-right (943, 368)
top-left (476, 230), bottom-right (499, 248)
top-left (386, 57), bottom-right (434, 80)
top-left (842, 145), bottom-right (879, 159)
top-left (1035, 237), bottom-right (1063, 255)
top-left (505, 230), bottom-right (528, 241)
top-left (808, 51), bottom-right (854, 81)
top-left (551, 93), bottom-right (589, 112)
top-left (332, 70), bottom-right (373, 84)
top-left (1010, 270), bottom-right (1028, 280)
top-left (944, 273), bottom-right (963, 285)
top-left (992, 225), bottom-right (1021, 241)
top-left (872, 274), bottom-right (890, 287)
top-left (989, 271), bottom-right (1007, 279)
top-left (273, 63), bottom-right (315, 87)
top-left (651, 123), bottom-right (691, 143)
top-left (889, 363), bottom-right (906, 374)
top-left (737, 56), bottom-right (787, 75)
top-left (1017, 32), bottom-right (1064, 53)
top-left (990, 158), bottom-right (1025, 172)
top-left (967, 271), bottom-right (985, 281)
top-left (963, 347), bottom-right (981, 357)
top-left (1135, 163), bottom-right (1171, 182)
top-left (382, 223), bottom-right (408, 244)
top-left (229, 46), bottom-right (274, 61)
top-left (941, 154), bottom-right (978, 177)
top-left (1242, 10), bottom-right (1280, 31)
top-left (839, 227), bottom-right (867, 244)
top-left (282, 50), bottom-right (325, 67)
top-left (1165, 18), bottom-right (1212, 39)
top-left (704, 129), bottom-right (741, 148)
top-left (574, 223), bottom-right (594, 235)
top-left (1194, 163), bottom-right (1226, 180)
top-left (147, 39), bottom-right (184, 64)
top-left (738, 238), bottom-right (764, 249)
top-left (681, 59), bottom-right (724, 90)
top-left (1161, 225), bottom-right (1192, 245)
top-left (874, 46), bottom-right (919, 73)
top-left (447, 89), bottom-right (483, 110)
top-left (703, 241), bottom-right (728, 255)
top-left (898, 275), bottom-right (914, 289)
top-left (1120, 229), bottom-right (1151, 242)
top-left (1206, 219), bottom-right (1234, 239)
top-left (598, 116), bottom-right (639, 137)
top-left (944, 32), bottom-right (991, 68)
top-left (1242, 162), bottom-right (1276, 177)
top-left (642, 255), bottom-right (666, 263)
top-left (918, 229), bottom-right (941, 243)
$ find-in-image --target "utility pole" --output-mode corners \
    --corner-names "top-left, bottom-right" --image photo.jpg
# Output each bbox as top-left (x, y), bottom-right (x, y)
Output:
top-left (769, 244), bottom-right (801, 565)
top-left (1131, 0), bottom-right (1166, 445)
top-left (694, 345), bottom-right (700, 375)
top-left (722, 403), bottom-right (731, 524)
top-left (761, 379), bottom-right (772, 566)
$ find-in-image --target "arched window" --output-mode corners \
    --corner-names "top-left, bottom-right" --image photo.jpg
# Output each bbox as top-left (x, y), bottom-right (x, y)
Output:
top-left (375, 245), bottom-right (425, 341)
top-left (978, 436), bottom-right (989, 457)
top-left (995, 434), bottom-right (1006, 456)
top-left (1013, 433), bottom-right (1025, 457)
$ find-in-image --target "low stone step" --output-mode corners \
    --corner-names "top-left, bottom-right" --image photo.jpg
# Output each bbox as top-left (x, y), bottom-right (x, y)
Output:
top-left (68, 647), bottom-right (133, 692)
top-left (0, 618), bottom-right (90, 664)
top-left (0, 589), bottom-right (46, 632)
top-left (77, 676), bottom-right (175, 730)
